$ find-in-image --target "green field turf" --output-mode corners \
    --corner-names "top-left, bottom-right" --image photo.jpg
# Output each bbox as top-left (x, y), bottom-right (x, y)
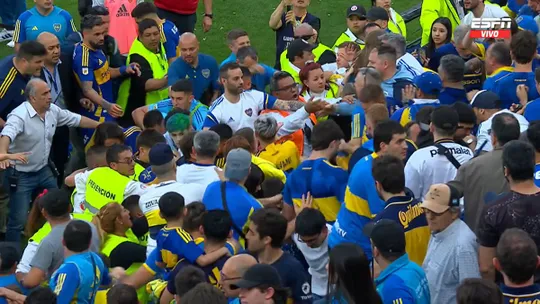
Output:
top-left (0, 0), bottom-right (421, 65)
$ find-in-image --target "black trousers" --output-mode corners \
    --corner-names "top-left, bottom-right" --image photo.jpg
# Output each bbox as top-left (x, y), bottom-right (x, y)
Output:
top-left (50, 126), bottom-right (70, 187)
top-left (157, 8), bottom-right (197, 35)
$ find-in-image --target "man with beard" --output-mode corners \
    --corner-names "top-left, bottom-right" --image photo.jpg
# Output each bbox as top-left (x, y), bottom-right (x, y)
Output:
top-left (168, 32), bottom-right (220, 106)
top-left (73, 15), bottom-right (140, 147)
top-left (461, 0), bottom-right (508, 26)
top-left (333, 5), bottom-right (368, 50)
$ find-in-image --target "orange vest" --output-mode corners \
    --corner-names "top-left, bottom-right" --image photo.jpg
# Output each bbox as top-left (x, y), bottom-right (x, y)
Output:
top-left (105, 0), bottom-right (138, 55)
top-left (261, 97), bottom-right (317, 156)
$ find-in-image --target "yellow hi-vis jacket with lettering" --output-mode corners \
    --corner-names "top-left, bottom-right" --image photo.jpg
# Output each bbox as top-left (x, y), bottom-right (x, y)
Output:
top-left (29, 213), bottom-right (93, 244)
top-left (332, 29), bottom-right (366, 50)
top-left (85, 167), bottom-right (131, 214)
top-left (117, 39), bottom-right (169, 110)
top-left (279, 43), bottom-right (334, 84)
top-left (101, 233), bottom-right (148, 303)
top-left (420, 0), bottom-right (460, 46)
top-left (388, 8), bottom-right (407, 39)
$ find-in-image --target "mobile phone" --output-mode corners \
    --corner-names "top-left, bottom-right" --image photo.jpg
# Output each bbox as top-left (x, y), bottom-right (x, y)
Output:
top-left (286, 5), bottom-right (292, 11)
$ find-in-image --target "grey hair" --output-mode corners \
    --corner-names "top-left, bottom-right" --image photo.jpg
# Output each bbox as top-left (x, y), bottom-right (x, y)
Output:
top-left (151, 159), bottom-right (176, 176)
top-left (237, 46), bottom-right (258, 63)
top-left (453, 24), bottom-right (470, 45)
top-left (379, 33), bottom-right (406, 57)
top-left (254, 115), bottom-right (279, 141)
top-left (439, 54), bottom-right (465, 82)
top-left (26, 78), bottom-right (46, 100)
top-left (357, 67), bottom-right (383, 85)
top-left (193, 130), bottom-right (220, 158)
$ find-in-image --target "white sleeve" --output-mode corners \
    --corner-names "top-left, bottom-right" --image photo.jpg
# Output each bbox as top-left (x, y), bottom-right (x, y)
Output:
top-left (276, 107), bottom-right (310, 137)
top-left (74, 171), bottom-right (90, 200)
top-left (493, 5), bottom-right (509, 17)
top-left (125, 181), bottom-right (148, 197)
top-left (249, 90), bottom-right (268, 112)
top-left (16, 241), bottom-right (38, 274)
top-left (404, 153), bottom-right (423, 199)
top-left (475, 123), bottom-right (493, 153)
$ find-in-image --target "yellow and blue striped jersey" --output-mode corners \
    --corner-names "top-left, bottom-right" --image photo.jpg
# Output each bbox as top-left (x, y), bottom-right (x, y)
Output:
top-left (283, 158), bottom-right (348, 223)
top-left (391, 100), bottom-right (440, 127)
top-left (156, 227), bottom-right (204, 270)
top-left (483, 66), bottom-right (514, 92)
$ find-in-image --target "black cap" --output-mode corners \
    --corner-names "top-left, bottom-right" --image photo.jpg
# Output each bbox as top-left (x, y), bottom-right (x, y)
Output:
top-left (347, 5), bottom-right (366, 19)
top-left (231, 264), bottom-right (282, 289)
top-left (363, 219), bottom-right (405, 254)
top-left (470, 90), bottom-right (502, 109)
top-left (149, 143), bottom-right (174, 166)
top-left (286, 39), bottom-right (315, 62)
top-left (431, 105), bottom-right (459, 131)
top-left (366, 7), bottom-right (389, 21)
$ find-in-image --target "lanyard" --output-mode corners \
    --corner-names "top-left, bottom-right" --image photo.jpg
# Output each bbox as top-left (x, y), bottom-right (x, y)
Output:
top-left (44, 66), bottom-right (61, 105)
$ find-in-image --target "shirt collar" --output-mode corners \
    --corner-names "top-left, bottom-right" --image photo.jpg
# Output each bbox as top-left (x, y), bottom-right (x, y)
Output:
top-left (385, 195), bottom-right (414, 208)
top-left (500, 283), bottom-right (540, 297)
top-left (432, 219), bottom-right (461, 239)
top-left (375, 254), bottom-right (410, 284)
top-left (24, 102), bottom-right (39, 118)
top-left (412, 98), bottom-right (440, 105)
top-left (488, 66), bottom-right (513, 78)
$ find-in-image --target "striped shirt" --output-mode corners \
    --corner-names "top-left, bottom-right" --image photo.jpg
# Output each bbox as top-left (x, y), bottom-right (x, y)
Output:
top-left (148, 98), bottom-right (208, 131)
top-left (0, 55), bottom-right (29, 120)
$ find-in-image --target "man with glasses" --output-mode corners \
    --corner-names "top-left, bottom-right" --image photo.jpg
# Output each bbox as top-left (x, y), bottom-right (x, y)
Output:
top-left (220, 254), bottom-right (258, 303)
top-left (73, 144), bottom-right (147, 216)
top-left (332, 5), bottom-right (368, 50)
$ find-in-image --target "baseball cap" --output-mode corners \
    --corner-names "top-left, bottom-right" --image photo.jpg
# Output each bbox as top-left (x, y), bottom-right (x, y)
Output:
top-left (149, 143), bottom-right (174, 166)
top-left (413, 71), bottom-right (442, 96)
top-left (431, 105), bottom-right (459, 131)
top-left (224, 148), bottom-right (252, 181)
top-left (347, 5), bottom-right (366, 19)
top-left (420, 183), bottom-right (461, 214)
top-left (363, 219), bottom-right (406, 254)
top-left (470, 90), bottom-right (502, 109)
top-left (366, 7), bottom-right (389, 21)
top-left (287, 39), bottom-right (315, 61)
top-left (231, 264), bottom-right (282, 289)
top-left (516, 15), bottom-right (539, 35)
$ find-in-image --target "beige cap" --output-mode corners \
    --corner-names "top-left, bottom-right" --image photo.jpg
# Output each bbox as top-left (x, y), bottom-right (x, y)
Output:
top-left (420, 184), bottom-right (453, 214)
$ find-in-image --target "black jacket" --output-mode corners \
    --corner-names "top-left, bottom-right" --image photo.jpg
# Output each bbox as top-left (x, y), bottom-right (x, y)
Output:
top-left (39, 50), bottom-right (81, 113)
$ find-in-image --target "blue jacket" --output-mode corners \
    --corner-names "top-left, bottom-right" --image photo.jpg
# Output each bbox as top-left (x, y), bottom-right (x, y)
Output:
top-left (375, 254), bottom-right (430, 304)
top-left (381, 65), bottom-right (414, 111)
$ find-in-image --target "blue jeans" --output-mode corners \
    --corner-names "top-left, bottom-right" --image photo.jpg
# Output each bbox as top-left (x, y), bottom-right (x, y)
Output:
top-left (4, 166), bottom-right (58, 242)
top-left (0, 0), bottom-right (26, 28)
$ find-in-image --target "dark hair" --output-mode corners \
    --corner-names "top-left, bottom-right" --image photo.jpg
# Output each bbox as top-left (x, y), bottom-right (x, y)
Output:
top-left (175, 266), bottom-right (207, 297)
top-left (295, 208), bottom-right (326, 237)
top-left (107, 284), bottom-right (138, 304)
top-left (456, 278), bottom-right (503, 304)
top-left (86, 6), bottom-right (109, 16)
top-left (183, 202), bottom-right (206, 233)
top-left (227, 29), bottom-right (249, 44)
top-left (488, 42), bottom-right (512, 67)
top-left (327, 243), bottom-right (382, 304)
top-left (220, 62), bottom-right (242, 79)
top-left (0, 245), bottom-right (19, 273)
top-left (250, 208), bottom-right (287, 248)
top-left (158, 192), bottom-right (185, 220)
top-left (235, 127), bottom-right (256, 152)
top-left (269, 71), bottom-right (294, 93)
top-left (261, 178), bottom-right (285, 198)
top-left (138, 18), bottom-right (159, 35)
top-left (439, 54), bottom-right (465, 82)
top-left (180, 283), bottom-right (227, 304)
top-left (491, 113), bottom-right (520, 147)
top-left (451, 102), bottom-right (476, 125)
top-left (426, 17), bottom-right (452, 58)
top-left (527, 121), bottom-right (540, 153)
top-left (105, 144), bottom-right (131, 165)
top-left (24, 287), bottom-right (57, 304)
top-left (143, 110), bottom-right (165, 130)
top-left (511, 30), bottom-right (537, 64)
top-left (374, 44), bottom-right (397, 62)
top-left (237, 46), bottom-right (258, 62)
top-left (179, 131), bottom-right (197, 162)
top-left (136, 129), bottom-right (166, 150)
top-left (502, 140), bottom-right (535, 182)
top-left (41, 189), bottom-right (71, 218)
top-left (245, 164), bottom-right (265, 197)
top-left (240, 66), bottom-right (252, 78)
top-left (365, 22), bottom-right (381, 32)
top-left (86, 145), bottom-right (108, 167)
top-left (209, 124), bottom-right (233, 142)
top-left (203, 210), bottom-right (232, 243)
top-left (496, 228), bottom-right (538, 284)
top-left (81, 14), bottom-right (104, 32)
top-left (131, 2), bottom-right (158, 19)
top-left (171, 79), bottom-right (194, 94)
top-left (121, 195), bottom-right (141, 214)
top-left (373, 120), bottom-right (406, 153)
top-left (311, 120), bottom-right (345, 151)
top-left (359, 84), bottom-right (386, 105)
top-left (372, 154), bottom-right (405, 194)
top-left (63, 220), bottom-right (92, 252)
top-left (16, 41), bottom-right (47, 61)
top-left (94, 122), bottom-right (125, 146)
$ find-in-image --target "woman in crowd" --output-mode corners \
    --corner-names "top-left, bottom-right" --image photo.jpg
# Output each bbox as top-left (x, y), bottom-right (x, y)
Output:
top-left (419, 17), bottom-right (452, 67)
top-left (372, 0), bottom-right (406, 38)
top-left (349, 29), bottom-right (386, 80)
top-left (300, 62), bottom-right (342, 101)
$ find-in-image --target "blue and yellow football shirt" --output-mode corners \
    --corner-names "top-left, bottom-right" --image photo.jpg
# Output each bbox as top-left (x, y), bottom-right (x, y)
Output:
top-left (483, 66), bottom-right (513, 92)
top-left (156, 227), bottom-right (204, 271)
top-left (13, 6), bottom-right (76, 44)
top-left (257, 140), bottom-right (301, 173)
top-left (161, 20), bottom-right (180, 60)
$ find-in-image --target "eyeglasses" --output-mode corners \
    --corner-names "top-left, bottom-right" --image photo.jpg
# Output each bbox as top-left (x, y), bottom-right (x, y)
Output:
top-left (276, 82), bottom-right (298, 91)
top-left (294, 34), bottom-right (314, 40)
top-left (115, 157), bottom-right (134, 165)
top-left (220, 271), bottom-right (242, 289)
top-left (424, 209), bottom-right (448, 217)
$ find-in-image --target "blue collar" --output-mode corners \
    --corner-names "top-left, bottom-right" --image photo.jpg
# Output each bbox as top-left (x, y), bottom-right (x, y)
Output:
top-left (500, 283), bottom-right (540, 297)
top-left (385, 195), bottom-right (414, 206)
top-left (375, 254), bottom-right (410, 285)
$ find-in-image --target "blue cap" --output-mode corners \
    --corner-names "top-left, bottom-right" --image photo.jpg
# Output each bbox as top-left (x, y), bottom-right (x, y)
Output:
top-left (413, 71), bottom-right (442, 96)
top-left (149, 143), bottom-right (175, 166)
top-left (470, 90), bottom-right (502, 109)
top-left (516, 15), bottom-right (539, 35)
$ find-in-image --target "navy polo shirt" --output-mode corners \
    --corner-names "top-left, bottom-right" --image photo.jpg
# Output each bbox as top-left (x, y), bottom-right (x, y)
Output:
top-left (274, 12), bottom-right (321, 69)
top-left (492, 71), bottom-right (539, 109)
top-left (168, 53), bottom-right (220, 101)
top-left (438, 87), bottom-right (468, 105)
top-left (427, 43), bottom-right (475, 72)
top-left (252, 64), bottom-right (276, 91)
top-left (0, 55), bottom-right (30, 121)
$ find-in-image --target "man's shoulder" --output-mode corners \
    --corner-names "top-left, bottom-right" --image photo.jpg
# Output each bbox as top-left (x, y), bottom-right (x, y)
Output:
top-left (198, 53), bottom-right (218, 66)
top-left (17, 10), bottom-right (34, 22)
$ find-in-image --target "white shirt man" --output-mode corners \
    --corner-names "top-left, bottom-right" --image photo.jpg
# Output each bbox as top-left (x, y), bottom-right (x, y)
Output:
top-left (176, 163), bottom-right (221, 189)
top-left (461, 2), bottom-right (508, 26)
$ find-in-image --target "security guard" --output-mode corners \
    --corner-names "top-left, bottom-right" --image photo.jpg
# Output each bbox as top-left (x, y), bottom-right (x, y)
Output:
top-left (74, 144), bottom-right (147, 215)
top-left (280, 39), bottom-right (316, 84)
top-left (333, 5), bottom-right (368, 50)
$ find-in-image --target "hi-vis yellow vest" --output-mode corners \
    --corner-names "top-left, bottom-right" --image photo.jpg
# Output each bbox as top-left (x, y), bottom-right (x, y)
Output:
top-left (129, 163), bottom-right (146, 182)
top-left (117, 39), bottom-right (169, 110)
top-left (279, 43), bottom-right (334, 84)
top-left (85, 167), bottom-right (131, 214)
top-left (332, 30), bottom-right (366, 50)
top-left (101, 234), bottom-right (147, 303)
top-left (388, 9), bottom-right (407, 39)
top-left (29, 213), bottom-right (93, 244)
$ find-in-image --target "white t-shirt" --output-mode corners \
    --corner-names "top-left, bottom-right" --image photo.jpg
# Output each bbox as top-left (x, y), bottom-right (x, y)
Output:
top-left (205, 90), bottom-right (277, 132)
top-left (397, 53), bottom-right (424, 78)
top-left (461, 3), bottom-right (508, 25)
top-left (176, 163), bottom-right (221, 189)
top-left (405, 142), bottom-right (473, 199)
top-left (476, 109), bottom-right (529, 153)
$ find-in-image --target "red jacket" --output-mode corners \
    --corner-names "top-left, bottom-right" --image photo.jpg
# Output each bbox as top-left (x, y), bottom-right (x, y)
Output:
top-left (155, 0), bottom-right (198, 15)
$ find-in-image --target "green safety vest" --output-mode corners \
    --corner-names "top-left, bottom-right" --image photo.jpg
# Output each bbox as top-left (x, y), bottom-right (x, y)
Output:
top-left (117, 39), bottom-right (169, 110)
top-left (29, 213), bottom-right (94, 244)
top-left (279, 43), bottom-right (334, 84)
top-left (101, 234), bottom-right (148, 303)
top-left (84, 167), bottom-right (131, 215)
top-left (332, 32), bottom-right (366, 50)
top-left (129, 163), bottom-right (146, 182)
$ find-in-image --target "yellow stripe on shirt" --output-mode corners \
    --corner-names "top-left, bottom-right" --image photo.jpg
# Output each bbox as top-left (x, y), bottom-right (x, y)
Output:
top-left (82, 45), bottom-right (89, 67)
top-left (13, 20), bottom-right (20, 42)
top-left (70, 19), bottom-right (77, 32)
top-left (0, 68), bottom-right (17, 99)
top-left (176, 228), bottom-right (193, 243)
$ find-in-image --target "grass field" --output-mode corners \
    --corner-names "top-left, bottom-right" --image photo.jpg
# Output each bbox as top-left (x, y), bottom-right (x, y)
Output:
top-left (0, 0), bottom-right (422, 65)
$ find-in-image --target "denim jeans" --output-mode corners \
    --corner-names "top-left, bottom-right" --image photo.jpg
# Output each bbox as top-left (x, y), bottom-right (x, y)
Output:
top-left (4, 166), bottom-right (58, 242)
top-left (0, 0), bottom-right (26, 28)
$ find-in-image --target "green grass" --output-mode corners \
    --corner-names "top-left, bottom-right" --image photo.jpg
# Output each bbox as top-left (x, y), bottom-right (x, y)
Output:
top-left (0, 0), bottom-right (421, 64)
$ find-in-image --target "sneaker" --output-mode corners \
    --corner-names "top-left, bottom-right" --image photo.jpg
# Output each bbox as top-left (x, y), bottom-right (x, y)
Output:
top-left (0, 29), bottom-right (13, 42)
top-left (7, 40), bottom-right (14, 48)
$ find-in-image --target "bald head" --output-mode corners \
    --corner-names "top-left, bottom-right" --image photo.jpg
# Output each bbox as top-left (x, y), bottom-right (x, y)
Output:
top-left (222, 254), bottom-right (257, 276)
top-left (294, 23), bottom-right (314, 37)
top-left (36, 32), bottom-right (60, 65)
top-left (37, 32), bottom-right (58, 44)
top-left (179, 32), bottom-right (199, 65)
top-left (179, 32), bottom-right (198, 45)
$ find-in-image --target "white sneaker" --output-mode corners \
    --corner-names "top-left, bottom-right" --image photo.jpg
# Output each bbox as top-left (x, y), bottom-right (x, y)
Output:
top-left (0, 29), bottom-right (13, 42)
top-left (7, 40), bottom-right (14, 48)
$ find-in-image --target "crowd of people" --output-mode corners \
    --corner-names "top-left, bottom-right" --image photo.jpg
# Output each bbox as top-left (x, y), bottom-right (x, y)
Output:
top-left (1, 0), bottom-right (540, 303)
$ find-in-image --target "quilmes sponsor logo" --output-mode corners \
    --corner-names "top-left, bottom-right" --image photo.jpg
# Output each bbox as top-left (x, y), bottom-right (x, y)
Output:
top-left (470, 17), bottom-right (512, 39)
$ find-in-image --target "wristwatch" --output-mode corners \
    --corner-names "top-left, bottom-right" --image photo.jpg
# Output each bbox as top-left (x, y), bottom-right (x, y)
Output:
top-left (204, 13), bottom-right (213, 19)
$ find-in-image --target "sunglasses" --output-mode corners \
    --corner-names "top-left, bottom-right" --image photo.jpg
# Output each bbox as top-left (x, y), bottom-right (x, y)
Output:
top-left (294, 34), bottom-right (314, 40)
top-left (220, 271), bottom-right (242, 290)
